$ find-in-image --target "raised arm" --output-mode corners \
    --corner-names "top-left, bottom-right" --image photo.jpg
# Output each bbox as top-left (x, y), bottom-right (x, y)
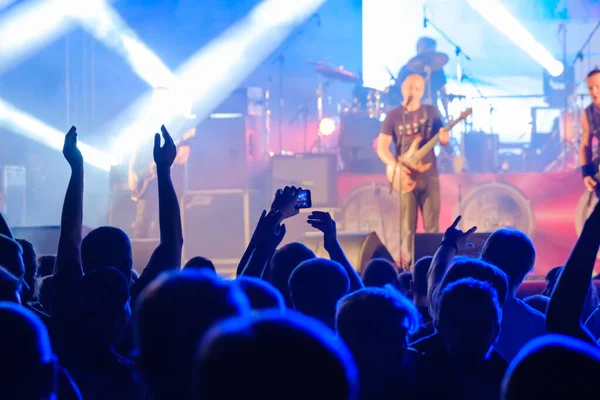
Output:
top-left (53, 126), bottom-right (84, 282)
top-left (427, 216), bottom-right (476, 316)
top-left (307, 211), bottom-right (363, 292)
top-left (546, 201), bottom-right (600, 344)
top-left (131, 125), bottom-right (183, 301)
top-left (239, 210), bottom-right (285, 278)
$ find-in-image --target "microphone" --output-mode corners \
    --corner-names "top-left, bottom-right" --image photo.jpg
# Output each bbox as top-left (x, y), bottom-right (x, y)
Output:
top-left (423, 6), bottom-right (427, 28)
top-left (406, 95), bottom-right (413, 106)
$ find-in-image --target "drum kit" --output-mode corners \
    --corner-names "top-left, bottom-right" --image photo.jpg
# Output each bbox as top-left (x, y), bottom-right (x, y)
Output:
top-left (308, 51), bottom-right (451, 121)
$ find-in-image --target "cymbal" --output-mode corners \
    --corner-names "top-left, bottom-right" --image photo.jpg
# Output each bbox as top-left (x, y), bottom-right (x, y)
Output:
top-left (407, 51), bottom-right (449, 73)
top-left (309, 61), bottom-right (360, 83)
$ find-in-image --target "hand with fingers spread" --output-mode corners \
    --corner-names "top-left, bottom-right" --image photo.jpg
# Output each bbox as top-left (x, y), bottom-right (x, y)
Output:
top-left (442, 215), bottom-right (477, 250)
top-left (62, 126), bottom-right (83, 169)
top-left (270, 186), bottom-right (301, 220)
top-left (154, 125), bottom-right (177, 172)
top-left (254, 209), bottom-right (286, 250)
top-left (307, 211), bottom-right (337, 246)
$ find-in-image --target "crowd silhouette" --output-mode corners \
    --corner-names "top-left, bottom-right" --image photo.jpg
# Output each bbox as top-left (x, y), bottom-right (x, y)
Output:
top-left (1, 125), bottom-right (600, 399)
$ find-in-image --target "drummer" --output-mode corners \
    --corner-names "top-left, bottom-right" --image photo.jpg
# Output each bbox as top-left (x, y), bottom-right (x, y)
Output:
top-left (397, 37), bottom-right (449, 118)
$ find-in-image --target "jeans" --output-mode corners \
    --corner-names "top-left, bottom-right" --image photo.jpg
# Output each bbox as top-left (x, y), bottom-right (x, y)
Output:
top-left (400, 176), bottom-right (440, 269)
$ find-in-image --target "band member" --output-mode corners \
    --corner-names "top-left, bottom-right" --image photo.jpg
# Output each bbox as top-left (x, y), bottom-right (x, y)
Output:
top-left (580, 69), bottom-right (600, 193)
top-left (376, 74), bottom-right (449, 268)
top-left (396, 37), bottom-right (449, 118)
top-left (129, 127), bottom-right (194, 238)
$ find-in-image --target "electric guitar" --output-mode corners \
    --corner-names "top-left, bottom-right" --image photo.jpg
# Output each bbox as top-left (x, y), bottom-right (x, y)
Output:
top-left (386, 108), bottom-right (472, 193)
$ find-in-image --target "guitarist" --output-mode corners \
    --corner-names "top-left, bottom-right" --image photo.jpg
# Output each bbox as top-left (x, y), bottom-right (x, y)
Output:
top-left (129, 127), bottom-right (194, 238)
top-left (376, 73), bottom-right (449, 268)
top-left (581, 69), bottom-right (600, 194)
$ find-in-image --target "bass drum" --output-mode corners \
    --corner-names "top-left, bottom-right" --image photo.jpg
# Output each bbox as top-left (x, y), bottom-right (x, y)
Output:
top-left (453, 181), bottom-right (536, 238)
top-left (340, 182), bottom-right (400, 261)
top-left (574, 190), bottom-right (600, 260)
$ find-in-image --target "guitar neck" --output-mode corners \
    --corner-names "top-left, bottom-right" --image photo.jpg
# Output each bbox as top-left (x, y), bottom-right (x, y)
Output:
top-left (412, 116), bottom-right (465, 162)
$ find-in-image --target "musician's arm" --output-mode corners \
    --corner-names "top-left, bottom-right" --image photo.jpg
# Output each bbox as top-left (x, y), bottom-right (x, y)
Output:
top-left (580, 112), bottom-right (593, 167)
top-left (376, 134), bottom-right (397, 166)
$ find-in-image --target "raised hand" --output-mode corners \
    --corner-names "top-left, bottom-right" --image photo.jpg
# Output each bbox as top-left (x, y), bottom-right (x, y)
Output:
top-left (442, 215), bottom-right (477, 249)
top-left (307, 211), bottom-right (337, 245)
top-left (254, 209), bottom-right (286, 250)
top-left (62, 126), bottom-right (83, 169)
top-left (270, 186), bottom-right (301, 220)
top-left (153, 125), bottom-right (177, 171)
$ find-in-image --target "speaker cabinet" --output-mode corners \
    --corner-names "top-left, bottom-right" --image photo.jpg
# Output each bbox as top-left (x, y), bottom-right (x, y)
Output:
top-left (414, 232), bottom-right (491, 263)
top-left (271, 154), bottom-right (337, 207)
top-left (297, 231), bottom-right (394, 273)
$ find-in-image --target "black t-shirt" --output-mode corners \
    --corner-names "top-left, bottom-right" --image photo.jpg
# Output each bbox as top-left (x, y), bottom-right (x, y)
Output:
top-left (397, 65), bottom-right (447, 107)
top-left (380, 105), bottom-right (443, 179)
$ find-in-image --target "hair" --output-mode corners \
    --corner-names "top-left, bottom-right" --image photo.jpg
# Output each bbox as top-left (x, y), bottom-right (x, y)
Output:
top-left (361, 258), bottom-right (399, 288)
top-left (16, 239), bottom-right (38, 302)
top-left (397, 271), bottom-right (412, 295)
top-left (431, 257), bottom-right (509, 319)
top-left (135, 269), bottom-right (250, 399)
top-left (184, 256), bottom-right (216, 274)
top-left (81, 226), bottom-right (133, 282)
top-left (0, 302), bottom-right (55, 399)
top-left (269, 242), bottom-right (316, 307)
top-left (288, 259), bottom-right (350, 329)
top-left (0, 266), bottom-right (21, 303)
top-left (481, 229), bottom-right (535, 294)
top-left (542, 266), bottom-right (563, 296)
top-left (587, 68), bottom-right (600, 79)
top-left (502, 334), bottom-right (600, 399)
top-left (37, 255), bottom-right (56, 278)
top-left (236, 276), bottom-right (285, 312)
top-left (194, 311), bottom-right (358, 400)
top-left (417, 36), bottom-right (437, 51)
top-left (336, 285), bottom-right (420, 354)
top-left (0, 234), bottom-right (24, 281)
top-left (412, 256), bottom-right (432, 296)
top-left (523, 294), bottom-right (550, 315)
top-left (437, 278), bottom-right (502, 358)
top-left (37, 275), bottom-right (53, 314)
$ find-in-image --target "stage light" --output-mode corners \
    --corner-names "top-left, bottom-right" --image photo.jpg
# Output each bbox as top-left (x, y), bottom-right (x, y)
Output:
top-left (108, 0), bottom-right (326, 156)
top-left (0, 99), bottom-right (116, 171)
top-left (319, 117), bottom-right (337, 136)
top-left (467, 0), bottom-right (564, 77)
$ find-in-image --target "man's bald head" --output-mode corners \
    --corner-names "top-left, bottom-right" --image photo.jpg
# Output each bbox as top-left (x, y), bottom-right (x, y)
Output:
top-left (401, 74), bottom-right (425, 104)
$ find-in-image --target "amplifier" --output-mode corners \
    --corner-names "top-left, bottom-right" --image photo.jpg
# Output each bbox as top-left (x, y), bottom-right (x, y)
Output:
top-left (339, 115), bottom-right (382, 174)
top-left (271, 153), bottom-right (337, 207)
top-left (182, 189), bottom-right (261, 263)
top-left (1, 166), bottom-right (26, 226)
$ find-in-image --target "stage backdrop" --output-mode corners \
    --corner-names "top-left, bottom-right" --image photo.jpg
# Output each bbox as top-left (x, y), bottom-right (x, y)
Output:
top-left (337, 171), bottom-right (600, 277)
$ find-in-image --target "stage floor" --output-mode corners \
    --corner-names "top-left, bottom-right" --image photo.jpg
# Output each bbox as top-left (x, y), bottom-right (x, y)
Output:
top-left (337, 171), bottom-right (600, 277)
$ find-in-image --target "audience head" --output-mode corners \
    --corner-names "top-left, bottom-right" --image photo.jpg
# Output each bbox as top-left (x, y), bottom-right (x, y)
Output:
top-left (542, 266), bottom-right (563, 296)
top-left (436, 278), bottom-right (501, 362)
top-left (195, 311), bottom-right (358, 400)
top-left (270, 242), bottom-right (316, 306)
top-left (336, 285), bottom-right (419, 365)
top-left (135, 269), bottom-right (250, 399)
top-left (411, 256), bottom-right (432, 302)
top-left (0, 302), bottom-right (55, 400)
top-left (16, 239), bottom-right (37, 302)
top-left (481, 228), bottom-right (535, 294)
top-left (288, 258), bottom-right (350, 329)
top-left (38, 275), bottom-right (53, 313)
top-left (37, 255), bottom-right (56, 278)
top-left (502, 334), bottom-right (600, 400)
top-left (0, 266), bottom-right (21, 303)
top-left (184, 256), bottom-right (216, 274)
top-left (397, 271), bottom-right (413, 298)
top-left (236, 276), bottom-right (285, 312)
top-left (431, 257), bottom-right (508, 319)
top-left (81, 226), bottom-right (132, 282)
top-left (523, 294), bottom-right (549, 315)
top-left (73, 267), bottom-right (130, 347)
top-left (0, 234), bottom-right (24, 282)
top-left (361, 258), bottom-right (399, 288)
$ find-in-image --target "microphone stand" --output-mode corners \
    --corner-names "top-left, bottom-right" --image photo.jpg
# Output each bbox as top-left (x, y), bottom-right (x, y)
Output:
top-left (424, 16), bottom-right (472, 81)
top-left (462, 72), bottom-right (495, 133)
top-left (271, 14), bottom-right (321, 154)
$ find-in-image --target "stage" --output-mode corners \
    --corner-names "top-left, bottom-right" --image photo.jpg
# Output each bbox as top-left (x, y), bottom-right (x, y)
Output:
top-left (337, 170), bottom-right (600, 278)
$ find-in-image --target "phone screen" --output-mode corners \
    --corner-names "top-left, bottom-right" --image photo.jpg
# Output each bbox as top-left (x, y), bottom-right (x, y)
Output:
top-left (296, 190), bottom-right (312, 209)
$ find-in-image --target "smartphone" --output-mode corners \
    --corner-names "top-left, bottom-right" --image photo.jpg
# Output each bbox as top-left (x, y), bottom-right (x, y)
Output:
top-left (296, 189), bottom-right (312, 209)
